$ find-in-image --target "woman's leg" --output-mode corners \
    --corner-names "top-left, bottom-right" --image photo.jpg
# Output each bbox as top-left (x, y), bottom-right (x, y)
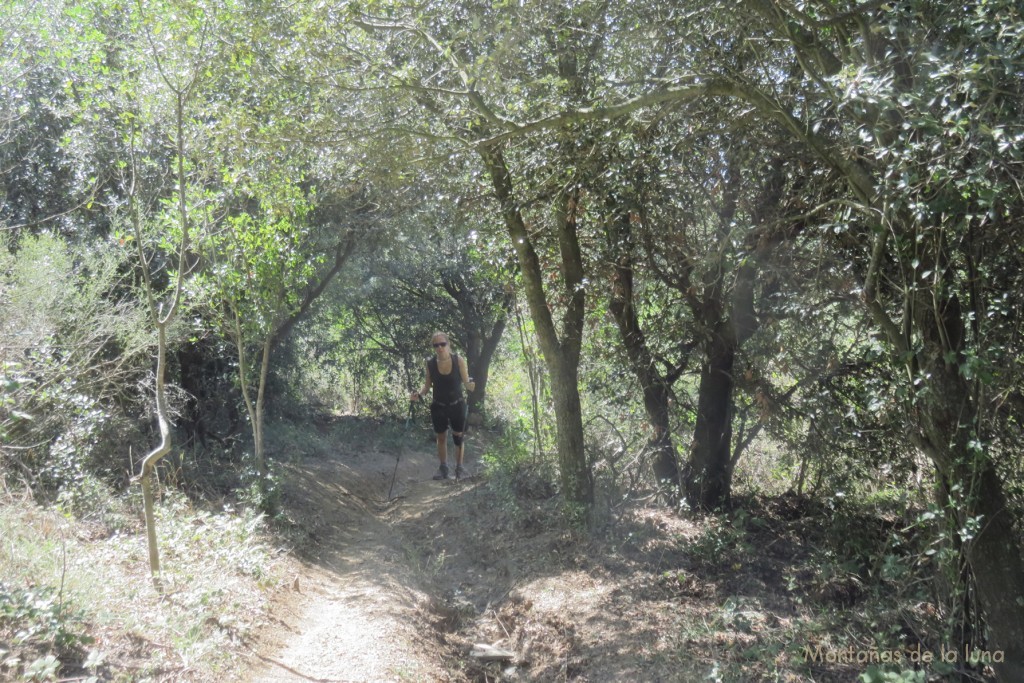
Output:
top-left (436, 430), bottom-right (448, 465)
top-left (450, 402), bottom-right (468, 477)
top-left (430, 403), bottom-right (451, 479)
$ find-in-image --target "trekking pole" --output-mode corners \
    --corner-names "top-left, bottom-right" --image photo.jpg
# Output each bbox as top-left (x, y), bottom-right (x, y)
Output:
top-left (388, 399), bottom-right (414, 501)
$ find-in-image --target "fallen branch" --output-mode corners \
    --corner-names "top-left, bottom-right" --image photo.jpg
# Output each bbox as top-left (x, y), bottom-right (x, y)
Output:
top-left (470, 643), bottom-right (516, 662)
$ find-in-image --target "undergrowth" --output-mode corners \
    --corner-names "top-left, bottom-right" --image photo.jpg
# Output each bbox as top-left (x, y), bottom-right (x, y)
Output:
top-left (659, 494), bottom-right (996, 682)
top-left (478, 429), bottom-right (565, 529)
top-left (0, 485), bottom-right (286, 682)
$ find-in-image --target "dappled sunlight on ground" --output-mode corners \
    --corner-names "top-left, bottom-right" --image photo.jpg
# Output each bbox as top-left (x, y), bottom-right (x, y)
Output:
top-left (237, 416), bottom-right (959, 683)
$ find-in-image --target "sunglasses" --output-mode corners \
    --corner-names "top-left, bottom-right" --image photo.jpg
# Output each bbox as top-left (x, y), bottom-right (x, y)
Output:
top-left (433, 342), bottom-right (448, 348)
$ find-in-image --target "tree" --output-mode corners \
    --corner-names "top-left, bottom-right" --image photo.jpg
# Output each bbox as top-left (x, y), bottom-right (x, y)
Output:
top-left (331, 0), bottom-right (1024, 668)
top-left (124, 0), bottom-right (214, 589)
top-left (203, 173), bottom-right (316, 505)
top-left (315, 1), bottom-right (625, 504)
top-left (0, 0), bottom-right (104, 238)
top-left (321, 192), bottom-right (512, 421)
top-left (698, 0), bottom-right (1024, 673)
top-left (436, 226), bottom-right (514, 422)
top-left (371, 0), bottom-right (1024, 667)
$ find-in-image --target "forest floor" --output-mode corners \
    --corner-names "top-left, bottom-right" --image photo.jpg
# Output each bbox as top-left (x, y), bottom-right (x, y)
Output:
top-left (0, 421), bottom-right (998, 683)
top-left (226, 414), bottom-right (977, 683)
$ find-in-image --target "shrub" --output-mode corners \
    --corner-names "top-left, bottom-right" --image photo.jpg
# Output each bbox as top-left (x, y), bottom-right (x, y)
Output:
top-left (0, 581), bottom-right (93, 681)
top-left (0, 233), bottom-right (153, 498)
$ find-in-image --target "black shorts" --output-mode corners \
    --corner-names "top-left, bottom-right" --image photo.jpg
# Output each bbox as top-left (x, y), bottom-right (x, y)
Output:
top-left (430, 400), bottom-right (467, 434)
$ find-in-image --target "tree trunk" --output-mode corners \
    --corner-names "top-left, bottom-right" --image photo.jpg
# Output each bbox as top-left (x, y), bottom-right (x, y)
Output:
top-left (685, 328), bottom-right (735, 509)
top-left (466, 315), bottom-right (505, 422)
top-left (549, 357), bottom-right (591, 505)
top-left (965, 463), bottom-right (1024, 681)
top-left (441, 270), bottom-right (511, 424)
top-left (464, 309), bottom-right (508, 423)
top-left (683, 146), bottom-right (742, 511)
top-left (233, 309), bottom-right (271, 481)
top-left (480, 145), bottom-right (592, 505)
top-left (140, 322), bottom-right (172, 592)
top-left (643, 384), bottom-right (678, 489)
top-left (916, 359), bottom-right (1024, 680)
top-left (606, 215), bottom-right (680, 490)
top-left (134, 90), bottom-right (193, 592)
top-left (254, 327), bottom-right (273, 480)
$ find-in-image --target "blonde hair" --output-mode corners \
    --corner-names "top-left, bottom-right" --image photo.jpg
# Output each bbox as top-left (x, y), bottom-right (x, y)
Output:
top-left (430, 331), bottom-right (449, 344)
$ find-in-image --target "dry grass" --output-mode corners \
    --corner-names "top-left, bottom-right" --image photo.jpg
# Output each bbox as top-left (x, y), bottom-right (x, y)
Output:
top-left (0, 485), bottom-right (292, 682)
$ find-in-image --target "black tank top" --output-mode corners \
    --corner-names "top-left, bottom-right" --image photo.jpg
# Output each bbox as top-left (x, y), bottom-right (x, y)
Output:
top-left (428, 354), bottom-right (463, 404)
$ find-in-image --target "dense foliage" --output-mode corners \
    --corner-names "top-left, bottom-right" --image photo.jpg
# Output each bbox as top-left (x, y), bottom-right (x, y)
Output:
top-left (1, 0), bottom-right (1022, 680)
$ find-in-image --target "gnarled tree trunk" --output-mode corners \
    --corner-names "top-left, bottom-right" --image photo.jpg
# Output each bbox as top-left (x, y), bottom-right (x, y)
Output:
top-left (481, 145), bottom-right (592, 505)
top-left (912, 320), bottom-right (1024, 679)
top-left (607, 210), bottom-right (682, 491)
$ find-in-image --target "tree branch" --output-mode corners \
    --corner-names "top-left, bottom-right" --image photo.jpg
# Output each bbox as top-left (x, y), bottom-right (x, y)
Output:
top-left (863, 227), bottom-right (909, 356)
top-left (475, 79), bottom-right (710, 148)
top-left (271, 231), bottom-right (358, 347)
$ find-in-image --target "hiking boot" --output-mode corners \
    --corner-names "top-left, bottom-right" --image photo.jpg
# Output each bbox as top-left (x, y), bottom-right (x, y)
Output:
top-left (454, 464), bottom-right (466, 480)
top-left (432, 463), bottom-right (450, 480)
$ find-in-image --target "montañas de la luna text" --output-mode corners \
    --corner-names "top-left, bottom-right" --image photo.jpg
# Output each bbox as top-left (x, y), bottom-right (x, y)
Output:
top-left (803, 643), bottom-right (1004, 665)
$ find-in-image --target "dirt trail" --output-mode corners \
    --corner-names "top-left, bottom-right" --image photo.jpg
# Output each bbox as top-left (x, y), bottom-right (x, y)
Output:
top-left (244, 428), bottom-right (471, 683)
top-left (234, 418), bottom-right (705, 683)
top-left (233, 416), bottom-right (704, 683)
top-left (222, 416), bottom-right (938, 683)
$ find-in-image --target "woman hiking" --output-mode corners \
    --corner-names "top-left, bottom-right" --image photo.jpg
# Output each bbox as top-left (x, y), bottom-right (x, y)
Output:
top-left (410, 331), bottom-right (476, 480)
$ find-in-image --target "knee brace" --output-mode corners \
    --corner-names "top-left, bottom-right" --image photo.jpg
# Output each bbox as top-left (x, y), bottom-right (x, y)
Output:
top-left (452, 432), bottom-right (464, 447)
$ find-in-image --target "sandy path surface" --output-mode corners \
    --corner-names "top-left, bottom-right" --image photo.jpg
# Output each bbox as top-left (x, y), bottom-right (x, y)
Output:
top-left (247, 439), bottom-right (460, 683)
